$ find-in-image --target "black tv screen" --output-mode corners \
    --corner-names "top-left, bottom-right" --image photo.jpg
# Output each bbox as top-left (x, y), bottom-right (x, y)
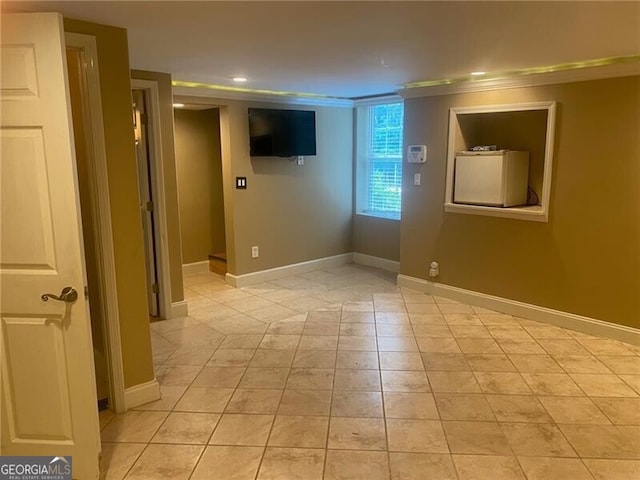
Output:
top-left (248, 108), bottom-right (316, 157)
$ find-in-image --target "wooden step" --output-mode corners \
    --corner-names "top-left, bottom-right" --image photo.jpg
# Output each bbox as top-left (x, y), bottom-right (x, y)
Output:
top-left (209, 252), bottom-right (227, 275)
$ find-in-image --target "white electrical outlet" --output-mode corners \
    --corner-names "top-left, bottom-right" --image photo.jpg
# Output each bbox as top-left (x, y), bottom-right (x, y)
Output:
top-left (297, 156), bottom-right (304, 166)
top-left (251, 246), bottom-right (259, 258)
top-left (429, 261), bottom-right (439, 278)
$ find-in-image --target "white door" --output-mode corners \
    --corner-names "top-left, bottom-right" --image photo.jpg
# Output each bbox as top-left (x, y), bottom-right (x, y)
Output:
top-left (132, 90), bottom-right (160, 317)
top-left (1, 12), bottom-right (100, 479)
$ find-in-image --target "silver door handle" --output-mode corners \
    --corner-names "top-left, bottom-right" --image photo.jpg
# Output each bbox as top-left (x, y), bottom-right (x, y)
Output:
top-left (41, 286), bottom-right (78, 303)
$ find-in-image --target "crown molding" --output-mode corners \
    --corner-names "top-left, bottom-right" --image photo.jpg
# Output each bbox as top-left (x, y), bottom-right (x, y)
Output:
top-left (398, 58), bottom-right (640, 98)
top-left (172, 83), bottom-right (354, 108)
top-left (353, 94), bottom-right (403, 107)
top-left (172, 56), bottom-right (639, 105)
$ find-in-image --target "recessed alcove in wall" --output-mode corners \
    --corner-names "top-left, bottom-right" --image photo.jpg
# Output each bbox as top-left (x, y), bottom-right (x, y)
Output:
top-left (445, 101), bottom-right (556, 222)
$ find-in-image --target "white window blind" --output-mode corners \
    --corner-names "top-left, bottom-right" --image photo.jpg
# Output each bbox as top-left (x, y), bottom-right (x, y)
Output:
top-left (360, 102), bottom-right (404, 219)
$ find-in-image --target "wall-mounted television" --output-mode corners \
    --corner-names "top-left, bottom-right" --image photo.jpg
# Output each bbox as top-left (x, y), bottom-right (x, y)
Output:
top-left (248, 108), bottom-right (316, 157)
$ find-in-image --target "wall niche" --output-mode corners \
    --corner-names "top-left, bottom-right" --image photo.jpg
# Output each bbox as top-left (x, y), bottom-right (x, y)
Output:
top-left (445, 101), bottom-right (556, 222)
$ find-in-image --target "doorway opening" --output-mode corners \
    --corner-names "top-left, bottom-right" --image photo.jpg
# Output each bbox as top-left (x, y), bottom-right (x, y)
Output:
top-left (174, 107), bottom-right (226, 275)
top-left (133, 90), bottom-right (161, 318)
top-left (66, 46), bottom-right (110, 410)
top-left (64, 32), bottom-right (126, 414)
top-left (131, 78), bottom-right (174, 322)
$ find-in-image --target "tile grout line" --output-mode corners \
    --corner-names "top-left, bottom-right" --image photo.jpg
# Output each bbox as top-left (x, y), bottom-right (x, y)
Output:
top-left (381, 294), bottom-right (400, 480)
top-left (134, 284), bottom-right (261, 477)
top-left (320, 304), bottom-right (342, 480)
top-left (139, 324), bottom-right (225, 479)
top-left (251, 304), bottom-right (309, 479)
top-left (119, 442), bottom-right (152, 480)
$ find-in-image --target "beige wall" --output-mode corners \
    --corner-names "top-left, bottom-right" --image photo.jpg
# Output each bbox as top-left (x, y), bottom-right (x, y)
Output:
top-left (64, 19), bottom-right (155, 388)
top-left (174, 108), bottom-right (225, 264)
top-left (231, 102), bottom-right (353, 275)
top-left (130, 69), bottom-right (185, 303)
top-left (401, 76), bottom-right (639, 328)
top-left (175, 97), bottom-right (354, 276)
top-left (353, 215), bottom-right (400, 261)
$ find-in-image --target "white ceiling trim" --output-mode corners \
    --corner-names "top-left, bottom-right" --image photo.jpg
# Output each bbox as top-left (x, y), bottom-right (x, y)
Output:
top-left (171, 84), bottom-right (354, 108)
top-left (172, 58), bottom-right (639, 106)
top-left (353, 94), bottom-right (403, 107)
top-left (398, 59), bottom-right (640, 98)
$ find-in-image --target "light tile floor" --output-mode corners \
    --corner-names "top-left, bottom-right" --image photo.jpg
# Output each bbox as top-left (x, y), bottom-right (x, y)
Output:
top-left (99, 264), bottom-right (640, 479)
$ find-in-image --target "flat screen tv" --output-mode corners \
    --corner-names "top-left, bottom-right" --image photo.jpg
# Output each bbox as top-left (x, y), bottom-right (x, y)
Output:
top-left (248, 108), bottom-right (316, 157)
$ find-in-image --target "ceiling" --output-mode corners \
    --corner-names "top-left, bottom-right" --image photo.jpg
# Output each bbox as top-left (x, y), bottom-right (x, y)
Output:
top-left (5, 1), bottom-right (640, 98)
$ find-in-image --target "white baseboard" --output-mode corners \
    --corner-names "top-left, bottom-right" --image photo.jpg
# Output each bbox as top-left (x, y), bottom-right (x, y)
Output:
top-left (397, 274), bottom-right (639, 345)
top-left (170, 300), bottom-right (188, 318)
top-left (124, 378), bottom-right (161, 410)
top-left (226, 253), bottom-right (353, 288)
top-left (182, 260), bottom-right (209, 276)
top-left (353, 252), bottom-right (400, 273)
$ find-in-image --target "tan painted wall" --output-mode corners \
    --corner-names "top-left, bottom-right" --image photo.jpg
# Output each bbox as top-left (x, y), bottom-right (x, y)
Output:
top-left (353, 215), bottom-right (400, 261)
top-left (174, 108), bottom-right (226, 264)
top-left (64, 19), bottom-right (154, 388)
top-left (130, 69), bottom-right (185, 303)
top-left (231, 102), bottom-right (353, 275)
top-left (174, 97), bottom-right (354, 276)
top-left (401, 76), bottom-right (640, 328)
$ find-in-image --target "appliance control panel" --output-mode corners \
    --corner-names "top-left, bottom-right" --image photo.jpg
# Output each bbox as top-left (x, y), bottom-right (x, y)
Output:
top-left (407, 145), bottom-right (427, 163)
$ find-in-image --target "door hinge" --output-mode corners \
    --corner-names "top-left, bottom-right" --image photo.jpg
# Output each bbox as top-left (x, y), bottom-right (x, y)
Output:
top-left (146, 201), bottom-right (154, 212)
top-left (84, 285), bottom-right (89, 298)
top-left (151, 283), bottom-right (159, 294)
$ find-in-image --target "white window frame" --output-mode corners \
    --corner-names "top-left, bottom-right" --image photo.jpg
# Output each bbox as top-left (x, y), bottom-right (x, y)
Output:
top-left (355, 95), bottom-right (404, 220)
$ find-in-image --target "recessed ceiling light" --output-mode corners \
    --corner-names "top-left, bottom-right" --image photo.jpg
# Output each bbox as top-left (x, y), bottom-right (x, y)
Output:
top-left (173, 103), bottom-right (185, 108)
top-left (232, 76), bottom-right (248, 83)
top-left (470, 71), bottom-right (486, 76)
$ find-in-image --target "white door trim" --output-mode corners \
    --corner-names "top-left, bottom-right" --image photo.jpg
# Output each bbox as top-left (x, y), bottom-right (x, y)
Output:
top-left (65, 32), bottom-right (126, 413)
top-left (131, 78), bottom-right (173, 320)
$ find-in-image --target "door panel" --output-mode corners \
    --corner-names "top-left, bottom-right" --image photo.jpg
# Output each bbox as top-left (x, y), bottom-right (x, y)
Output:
top-left (0, 12), bottom-right (100, 479)
top-left (1, 45), bottom-right (39, 97)
top-left (2, 317), bottom-right (73, 441)
top-left (1, 129), bottom-right (56, 270)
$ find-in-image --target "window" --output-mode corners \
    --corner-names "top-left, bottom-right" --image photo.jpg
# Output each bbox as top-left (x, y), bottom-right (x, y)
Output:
top-left (356, 101), bottom-right (404, 219)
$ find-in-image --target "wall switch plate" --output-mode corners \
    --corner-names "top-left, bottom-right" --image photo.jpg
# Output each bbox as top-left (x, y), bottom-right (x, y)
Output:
top-left (297, 156), bottom-right (304, 165)
top-left (236, 177), bottom-right (247, 189)
top-left (414, 173), bottom-right (421, 186)
top-left (251, 246), bottom-right (259, 258)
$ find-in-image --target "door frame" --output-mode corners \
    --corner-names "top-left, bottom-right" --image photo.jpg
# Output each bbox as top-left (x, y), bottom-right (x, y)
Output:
top-left (65, 32), bottom-right (126, 413)
top-left (131, 79), bottom-right (173, 321)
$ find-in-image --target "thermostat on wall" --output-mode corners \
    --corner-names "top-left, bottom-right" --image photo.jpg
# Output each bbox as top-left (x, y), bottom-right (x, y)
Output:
top-left (407, 145), bottom-right (427, 163)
